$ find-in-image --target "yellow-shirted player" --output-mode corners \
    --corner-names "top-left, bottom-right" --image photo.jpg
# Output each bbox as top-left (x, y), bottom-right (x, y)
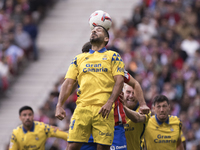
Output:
top-left (55, 25), bottom-right (125, 150)
top-left (122, 84), bottom-right (151, 150)
top-left (9, 106), bottom-right (68, 150)
top-left (143, 95), bottom-right (184, 150)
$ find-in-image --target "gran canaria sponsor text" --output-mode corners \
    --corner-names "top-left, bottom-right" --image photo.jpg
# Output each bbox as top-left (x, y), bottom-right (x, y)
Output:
top-left (154, 134), bottom-right (176, 143)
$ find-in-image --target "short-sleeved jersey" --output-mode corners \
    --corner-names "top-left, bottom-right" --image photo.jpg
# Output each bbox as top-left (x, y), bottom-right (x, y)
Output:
top-left (9, 121), bottom-right (68, 150)
top-left (124, 104), bottom-right (151, 150)
top-left (144, 115), bottom-right (182, 150)
top-left (65, 48), bottom-right (125, 107)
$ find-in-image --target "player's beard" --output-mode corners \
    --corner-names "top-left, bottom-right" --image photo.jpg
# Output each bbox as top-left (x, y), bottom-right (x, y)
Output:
top-left (90, 34), bottom-right (104, 45)
top-left (24, 119), bottom-right (33, 128)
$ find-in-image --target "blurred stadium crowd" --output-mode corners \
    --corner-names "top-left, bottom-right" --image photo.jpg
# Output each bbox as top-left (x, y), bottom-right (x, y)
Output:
top-left (0, 0), bottom-right (56, 96)
top-left (4, 0), bottom-right (200, 150)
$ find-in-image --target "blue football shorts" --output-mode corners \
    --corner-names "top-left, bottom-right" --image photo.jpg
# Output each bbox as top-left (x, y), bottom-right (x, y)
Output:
top-left (81, 124), bottom-right (127, 150)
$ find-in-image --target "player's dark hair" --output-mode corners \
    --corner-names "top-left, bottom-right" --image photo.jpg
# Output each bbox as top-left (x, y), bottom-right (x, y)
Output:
top-left (19, 106), bottom-right (34, 115)
top-left (82, 41), bottom-right (91, 53)
top-left (97, 25), bottom-right (109, 46)
top-left (153, 95), bottom-right (169, 106)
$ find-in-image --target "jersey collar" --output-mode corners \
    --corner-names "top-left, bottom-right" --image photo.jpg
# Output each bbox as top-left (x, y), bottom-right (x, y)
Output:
top-left (23, 122), bottom-right (35, 133)
top-left (133, 102), bottom-right (139, 111)
top-left (155, 114), bottom-right (169, 125)
top-left (89, 47), bottom-right (107, 54)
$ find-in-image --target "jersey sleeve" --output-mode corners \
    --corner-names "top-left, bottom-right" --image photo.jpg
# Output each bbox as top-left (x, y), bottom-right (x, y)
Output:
top-left (49, 128), bottom-right (68, 141)
top-left (124, 70), bottom-right (130, 83)
top-left (145, 111), bottom-right (151, 123)
top-left (180, 131), bottom-right (186, 142)
top-left (44, 124), bottom-right (68, 141)
top-left (111, 52), bottom-right (125, 77)
top-left (9, 131), bottom-right (18, 150)
top-left (65, 56), bottom-right (79, 80)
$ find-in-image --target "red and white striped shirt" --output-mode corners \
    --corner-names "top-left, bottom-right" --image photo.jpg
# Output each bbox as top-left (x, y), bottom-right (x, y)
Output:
top-left (114, 70), bottom-right (130, 126)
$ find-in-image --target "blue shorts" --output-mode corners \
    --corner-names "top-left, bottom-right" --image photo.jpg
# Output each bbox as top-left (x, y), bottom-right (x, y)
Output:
top-left (80, 143), bottom-right (97, 150)
top-left (81, 135), bottom-right (97, 150)
top-left (81, 125), bottom-right (127, 150)
top-left (111, 124), bottom-right (127, 150)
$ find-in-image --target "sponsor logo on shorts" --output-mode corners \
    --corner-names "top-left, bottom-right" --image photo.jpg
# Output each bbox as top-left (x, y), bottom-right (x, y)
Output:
top-left (110, 145), bottom-right (127, 150)
top-left (110, 146), bottom-right (115, 150)
top-left (99, 131), bottom-right (112, 136)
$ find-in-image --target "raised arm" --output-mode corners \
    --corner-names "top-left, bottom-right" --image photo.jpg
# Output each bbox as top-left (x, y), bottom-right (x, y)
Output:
top-left (119, 93), bottom-right (146, 123)
top-left (123, 105), bottom-right (146, 123)
top-left (127, 75), bottom-right (149, 114)
top-left (99, 75), bottom-right (124, 118)
top-left (55, 78), bottom-right (76, 120)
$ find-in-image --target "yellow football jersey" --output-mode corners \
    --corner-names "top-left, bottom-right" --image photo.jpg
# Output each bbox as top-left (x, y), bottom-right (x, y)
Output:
top-left (9, 121), bottom-right (68, 150)
top-left (144, 115), bottom-right (182, 150)
top-left (65, 48), bottom-right (125, 107)
top-left (124, 104), bottom-right (151, 150)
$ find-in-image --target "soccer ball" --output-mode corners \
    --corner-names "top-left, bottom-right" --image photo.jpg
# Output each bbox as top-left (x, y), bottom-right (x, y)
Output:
top-left (89, 10), bottom-right (112, 31)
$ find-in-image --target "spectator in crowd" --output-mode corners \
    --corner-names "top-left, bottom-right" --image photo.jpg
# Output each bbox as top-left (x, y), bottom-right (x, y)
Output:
top-left (14, 23), bottom-right (32, 59)
top-left (180, 34), bottom-right (200, 64)
top-left (0, 0), bottom-right (55, 94)
top-left (1, 39), bottom-right (24, 74)
top-left (11, 4), bottom-right (24, 23)
top-left (137, 16), bottom-right (157, 43)
top-left (23, 15), bottom-right (38, 60)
